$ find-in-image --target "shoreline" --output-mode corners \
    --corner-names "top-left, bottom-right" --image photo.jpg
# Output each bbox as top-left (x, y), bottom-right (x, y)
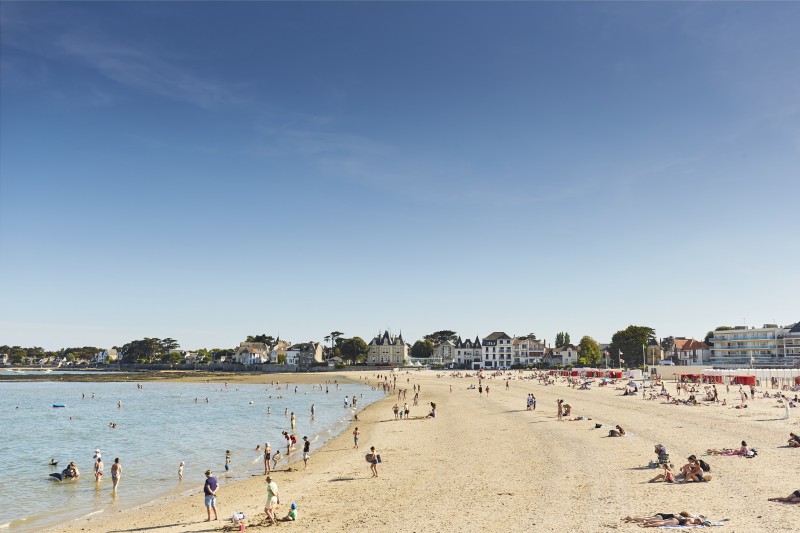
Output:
top-left (43, 371), bottom-right (800, 532)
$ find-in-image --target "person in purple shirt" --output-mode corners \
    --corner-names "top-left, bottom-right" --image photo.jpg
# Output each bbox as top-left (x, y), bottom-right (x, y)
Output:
top-left (203, 469), bottom-right (218, 521)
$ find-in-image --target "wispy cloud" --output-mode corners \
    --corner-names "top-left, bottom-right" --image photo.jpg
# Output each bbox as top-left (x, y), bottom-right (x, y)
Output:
top-left (54, 33), bottom-right (237, 109)
top-left (0, 3), bottom-right (239, 109)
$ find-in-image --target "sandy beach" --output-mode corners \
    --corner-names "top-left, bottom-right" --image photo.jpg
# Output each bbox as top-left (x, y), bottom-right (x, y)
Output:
top-left (52, 370), bottom-right (798, 533)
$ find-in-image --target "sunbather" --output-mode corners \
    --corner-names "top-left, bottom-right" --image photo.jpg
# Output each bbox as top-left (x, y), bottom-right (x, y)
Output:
top-left (768, 490), bottom-right (800, 503)
top-left (706, 441), bottom-right (749, 456)
top-left (623, 511), bottom-right (694, 523)
top-left (640, 516), bottom-right (705, 527)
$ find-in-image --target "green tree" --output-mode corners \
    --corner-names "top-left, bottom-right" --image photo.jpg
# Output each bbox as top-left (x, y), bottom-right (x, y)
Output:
top-left (161, 351), bottom-right (184, 364)
top-left (661, 336), bottom-right (675, 352)
top-left (336, 337), bottom-right (369, 364)
top-left (555, 332), bottom-right (571, 347)
top-left (410, 339), bottom-right (434, 359)
top-left (160, 338), bottom-right (180, 355)
top-left (578, 336), bottom-right (602, 366)
top-left (519, 333), bottom-right (539, 341)
top-left (277, 353), bottom-right (287, 364)
top-left (424, 330), bottom-right (458, 344)
top-left (326, 331), bottom-right (344, 361)
top-left (246, 334), bottom-right (275, 345)
top-left (608, 325), bottom-right (656, 368)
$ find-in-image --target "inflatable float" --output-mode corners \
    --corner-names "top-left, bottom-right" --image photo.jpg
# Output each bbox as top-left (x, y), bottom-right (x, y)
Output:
top-left (52, 404), bottom-right (66, 408)
top-left (365, 453), bottom-right (382, 463)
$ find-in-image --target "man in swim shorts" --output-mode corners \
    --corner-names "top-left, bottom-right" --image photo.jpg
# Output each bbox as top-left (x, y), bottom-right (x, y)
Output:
top-left (111, 457), bottom-right (121, 491)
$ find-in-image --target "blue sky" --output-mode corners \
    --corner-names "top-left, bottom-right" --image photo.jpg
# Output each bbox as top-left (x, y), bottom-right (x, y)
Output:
top-left (1, 2), bottom-right (798, 351)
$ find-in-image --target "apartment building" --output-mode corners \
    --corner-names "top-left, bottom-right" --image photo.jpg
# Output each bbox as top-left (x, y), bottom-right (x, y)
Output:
top-left (481, 332), bottom-right (513, 369)
top-left (709, 322), bottom-right (800, 367)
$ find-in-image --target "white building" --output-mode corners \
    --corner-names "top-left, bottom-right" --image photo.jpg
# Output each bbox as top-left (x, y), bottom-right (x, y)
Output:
top-left (670, 338), bottom-right (709, 366)
top-left (709, 322), bottom-right (800, 368)
top-left (234, 342), bottom-right (269, 365)
top-left (454, 336), bottom-right (482, 369)
top-left (512, 338), bottom-right (546, 366)
top-left (268, 339), bottom-right (291, 363)
top-left (481, 332), bottom-right (513, 370)
top-left (552, 344), bottom-right (579, 366)
top-left (432, 340), bottom-right (455, 366)
top-left (367, 331), bottom-right (409, 365)
top-left (92, 348), bottom-right (118, 364)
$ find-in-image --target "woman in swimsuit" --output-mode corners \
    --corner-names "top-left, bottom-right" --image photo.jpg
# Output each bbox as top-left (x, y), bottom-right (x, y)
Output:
top-left (264, 442), bottom-right (271, 475)
top-left (624, 511), bottom-right (692, 523)
top-left (640, 517), bottom-right (704, 527)
top-left (95, 457), bottom-right (104, 482)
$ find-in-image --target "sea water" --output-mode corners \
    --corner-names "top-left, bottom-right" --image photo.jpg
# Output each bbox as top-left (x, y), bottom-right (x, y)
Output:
top-left (0, 378), bottom-right (384, 532)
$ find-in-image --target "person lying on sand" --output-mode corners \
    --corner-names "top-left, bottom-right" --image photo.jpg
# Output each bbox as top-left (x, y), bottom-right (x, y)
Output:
top-left (706, 441), bottom-right (749, 456)
top-left (624, 511), bottom-right (696, 523)
top-left (639, 516), bottom-right (706, 527)
top-left (768, 490), bottom-right (800, 503)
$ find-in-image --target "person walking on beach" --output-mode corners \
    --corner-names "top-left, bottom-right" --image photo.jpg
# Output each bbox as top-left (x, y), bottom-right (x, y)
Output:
top-left (557, 399), bottom-right (564, 421)
top-left (369, 446), bottom-right (379, 478)
top-left (264, 443), bottom-right (271, 475)
top-left (111, 457), bottom-right (121, 491)
top-left (303, 436), bottom-right (310, 469)
top-left (203, 469), bottom-right (218, 522)
top-left (265, 475), bottom-right (280, 526)
top-left (353, 427), bottom-right (360, 448)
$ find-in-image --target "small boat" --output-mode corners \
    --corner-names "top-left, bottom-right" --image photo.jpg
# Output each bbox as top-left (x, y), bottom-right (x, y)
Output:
top-left (52, 404), bottom-right (66, 408)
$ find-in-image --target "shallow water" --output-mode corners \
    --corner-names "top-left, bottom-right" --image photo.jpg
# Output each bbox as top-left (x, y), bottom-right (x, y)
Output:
top-left (1, 379), bottom-right (383, 532)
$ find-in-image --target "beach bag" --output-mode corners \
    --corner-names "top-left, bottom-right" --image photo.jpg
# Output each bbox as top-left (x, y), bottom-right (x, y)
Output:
top-left (698, 459), bottom-right (711, 472)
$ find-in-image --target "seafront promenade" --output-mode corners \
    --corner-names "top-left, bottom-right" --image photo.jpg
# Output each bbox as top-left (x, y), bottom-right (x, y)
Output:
top-left (50, 370), bottom-right (798, 533)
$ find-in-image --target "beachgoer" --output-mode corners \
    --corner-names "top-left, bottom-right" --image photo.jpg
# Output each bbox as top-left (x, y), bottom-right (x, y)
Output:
top-left (111, 458), bottom-right (121, 490)
top-left (63, 462), bottom-right (79, 479)
top-left (95, 456), bottom-right (104, 482)
top-left (178, 461), bottom-right (184, 480)
top-left (311, 403), bottom-right (315, 417)
top-left (303, 436), bottom-right (310, 469)
top-left (648, 463), bottom-right (675, 483)
top-left (279, 502), bottom-right (298, 521)
top-left (264, 443), bottom-right (271, 474)
top-left (624, 512), bottom-right (695, 523)
top-left (265, 476), bottom-right (279, 525)
top-left (225, 450), bottom-right (231, 471)
top-left (203, 469), bottom-right (218, 521)
top-left (369, 446), bottom-right (379, 478)
top-left (768, 490), bottom-right (800, 503)
top-left (353, 427), bottom-right (360, 449)
top-left (608, 425), bottom-right (626, 437)
top-left (557, 399), bottom-right (563, 421)
top-left (291, 412), bottom-right (296, 430)
top-left (789, 433), bottom-right (800, 447)
top-left (49, 458), bottom-right (58, 466)
top-left (640, 517), bottom-right (705, 527)
top-left (271, 450), bottom-right (282, 470)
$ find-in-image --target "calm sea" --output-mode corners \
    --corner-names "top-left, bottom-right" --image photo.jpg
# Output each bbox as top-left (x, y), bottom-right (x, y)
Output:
top-left (1, 378), bottom-right (384, 532)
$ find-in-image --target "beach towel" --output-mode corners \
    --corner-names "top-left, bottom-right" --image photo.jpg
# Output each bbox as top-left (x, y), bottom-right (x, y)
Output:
top-left (660, 522), bottom-right (724, 529)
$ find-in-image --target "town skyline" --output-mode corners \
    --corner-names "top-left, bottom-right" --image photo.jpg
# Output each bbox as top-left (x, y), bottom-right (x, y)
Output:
top-left (2, 3), bottom-right (798, 351)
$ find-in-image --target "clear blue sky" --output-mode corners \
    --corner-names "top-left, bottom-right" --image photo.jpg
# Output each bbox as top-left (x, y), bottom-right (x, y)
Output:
top-left (1, 2), bottom-right (798, 351)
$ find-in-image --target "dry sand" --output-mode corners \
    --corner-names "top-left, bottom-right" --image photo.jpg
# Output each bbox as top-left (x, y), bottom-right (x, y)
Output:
top-left (53, 370), bottom-right (798, 533)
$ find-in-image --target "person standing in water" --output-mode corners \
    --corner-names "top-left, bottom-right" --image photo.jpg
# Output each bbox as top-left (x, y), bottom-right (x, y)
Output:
top-left (291, 412), bottom-right (296, 431)
top-left (110, 458), bottom-right (121, 491)
top-left (94, 456), bottom-right (104, 482)
top-left (178, 461), bottom-right (184, 480)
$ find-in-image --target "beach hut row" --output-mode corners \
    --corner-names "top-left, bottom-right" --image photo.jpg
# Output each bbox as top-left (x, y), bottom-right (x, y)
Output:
top-left (673, 368), bottom-right (800, 388)
top-left (547, 369), bottom-right (625, 379)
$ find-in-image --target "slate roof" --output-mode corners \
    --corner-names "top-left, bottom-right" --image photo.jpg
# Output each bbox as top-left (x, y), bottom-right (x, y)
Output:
top-left (483, 332), bottom-right (511, 341)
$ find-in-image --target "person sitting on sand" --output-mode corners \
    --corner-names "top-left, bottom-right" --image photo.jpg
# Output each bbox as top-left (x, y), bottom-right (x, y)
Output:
top-left (648, 463), bottom-right (675, 483)
top-left (768, 490), bottom-right (800, 503)
top-left (608, 425), bottom-right (625, 437)
top-left (682, 456), bottom-right (710, 483)
top-left (278, 502), bottom-right (299, 521)
top-left (788, 433), bottom-right (800, 448)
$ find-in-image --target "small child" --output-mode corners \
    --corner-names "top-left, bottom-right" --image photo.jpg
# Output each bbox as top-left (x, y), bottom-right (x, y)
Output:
top-left (178, 461), bottom-right (184, 480)
top-left (279, 503), bottom-right (298, 522)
